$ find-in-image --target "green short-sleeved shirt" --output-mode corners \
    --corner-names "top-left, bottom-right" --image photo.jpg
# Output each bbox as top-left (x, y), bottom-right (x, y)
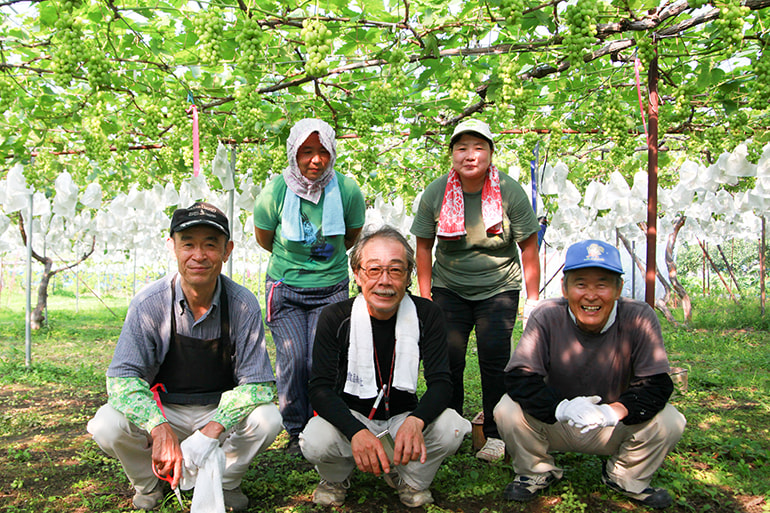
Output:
top-left (253, 172), bottom-right (366, 288)
top-left (410, 171), bottom-right (540, 300)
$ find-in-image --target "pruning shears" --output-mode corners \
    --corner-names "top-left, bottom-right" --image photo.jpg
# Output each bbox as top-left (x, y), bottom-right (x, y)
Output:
top-left (153, 463), bottom-right (185, 509)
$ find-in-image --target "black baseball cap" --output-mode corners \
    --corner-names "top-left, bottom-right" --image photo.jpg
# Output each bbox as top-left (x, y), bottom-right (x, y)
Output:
top-left (170, 202), bottom-right (230, 239)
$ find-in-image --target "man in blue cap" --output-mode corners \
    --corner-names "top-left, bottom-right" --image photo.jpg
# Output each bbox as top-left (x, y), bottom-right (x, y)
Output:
top-left (494, 239), bottom-right (686, 509)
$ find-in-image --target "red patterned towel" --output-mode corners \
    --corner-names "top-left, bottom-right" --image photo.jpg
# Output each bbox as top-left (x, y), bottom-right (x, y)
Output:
top-left (437, 165), bottom-right (503, 240)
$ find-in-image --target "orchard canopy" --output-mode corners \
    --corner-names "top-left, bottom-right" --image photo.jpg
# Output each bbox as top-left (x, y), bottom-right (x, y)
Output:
top-left (1, 0), bottom-right (770, 276)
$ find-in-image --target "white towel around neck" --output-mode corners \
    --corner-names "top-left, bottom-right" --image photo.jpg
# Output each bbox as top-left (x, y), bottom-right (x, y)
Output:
top-left (344, 294), bottom-right (420, 399)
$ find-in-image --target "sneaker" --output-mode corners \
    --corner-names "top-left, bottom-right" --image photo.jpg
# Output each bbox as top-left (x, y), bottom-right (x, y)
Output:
top-left (383, 473), bottom-right (434, 507)
top-left (132, 482), bottom-right (164, 511)
top-left (503, 473), bottom-right (560, 502)
top-left (475, 437), bottom-right (506, 462)
top-left (602, 467), bottom-right (672, 509)
top-left (312, 479), bottom-right (349, 506)
top-left (285, 434), bottom-right (301, 456)
top-left (223, 486), bottom-right (249, 511)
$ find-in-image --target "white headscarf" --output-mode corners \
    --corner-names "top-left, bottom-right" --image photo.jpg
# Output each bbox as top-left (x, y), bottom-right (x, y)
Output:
top-left (283, 118), bottom-right (337, 204)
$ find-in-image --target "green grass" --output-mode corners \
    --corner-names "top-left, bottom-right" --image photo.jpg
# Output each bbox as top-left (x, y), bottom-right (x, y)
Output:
top-left (1, 291), bottom-right (769, 512)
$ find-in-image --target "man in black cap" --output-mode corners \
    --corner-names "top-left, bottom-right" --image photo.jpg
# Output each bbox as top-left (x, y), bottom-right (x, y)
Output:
top-left (88, 202), bottom-right (282, 511)
top-left (494, 239), bottom-right (686, 509)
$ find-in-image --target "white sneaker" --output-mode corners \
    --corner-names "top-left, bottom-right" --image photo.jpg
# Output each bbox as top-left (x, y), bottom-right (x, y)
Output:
top-left (312, 479), bottom-right (349, 506)
top-left (382, 473), bottom-right (434, 508)
top-left (475, 437), bottom-right (506, 462)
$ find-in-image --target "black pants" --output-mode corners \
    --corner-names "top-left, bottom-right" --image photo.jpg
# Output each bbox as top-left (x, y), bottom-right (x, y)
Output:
top-left (432, 287), bottom-right (520, 439)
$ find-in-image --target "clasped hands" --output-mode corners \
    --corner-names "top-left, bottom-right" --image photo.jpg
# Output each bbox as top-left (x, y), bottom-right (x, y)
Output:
top-left (555, 395), bottom-right (619, 433)
top-left (351, 416), bottom-right (426, 476)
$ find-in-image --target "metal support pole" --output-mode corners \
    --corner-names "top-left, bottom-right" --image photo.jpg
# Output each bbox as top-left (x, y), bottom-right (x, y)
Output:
top-left (25, 193), bottom-right (33, 368)
top-left (228, 145), bottom-right (237, 278)
top-left (645, 55), bottom-right (660, 308)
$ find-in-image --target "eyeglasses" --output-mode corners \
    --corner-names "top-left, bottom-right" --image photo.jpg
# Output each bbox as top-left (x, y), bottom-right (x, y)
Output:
top-left (359, 265), bottom-right (408, 280)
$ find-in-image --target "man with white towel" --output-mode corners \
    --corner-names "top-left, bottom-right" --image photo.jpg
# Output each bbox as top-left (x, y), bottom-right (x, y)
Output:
top-left (299, 226), bottom-right (471, 508)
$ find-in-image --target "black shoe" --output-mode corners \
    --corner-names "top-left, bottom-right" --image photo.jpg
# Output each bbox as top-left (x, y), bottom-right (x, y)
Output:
top-left (285, 434), bottom-right (301, 456)
top-left (504, 473), bottom-right (560, 502)
top-left (602, 466), bottom-right (672, 509)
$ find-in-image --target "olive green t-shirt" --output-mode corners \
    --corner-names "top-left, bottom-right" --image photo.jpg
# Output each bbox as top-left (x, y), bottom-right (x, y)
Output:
top-left (253, 172), bottom-right (366, 288)
top-left (410, 172), bottom-right (539, 300)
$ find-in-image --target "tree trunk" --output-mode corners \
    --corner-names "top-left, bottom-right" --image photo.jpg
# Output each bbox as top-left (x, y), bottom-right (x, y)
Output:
top-left (665, 216), bottom-right (692, 324)
top-left (17, 212), bottom-right (96, 330)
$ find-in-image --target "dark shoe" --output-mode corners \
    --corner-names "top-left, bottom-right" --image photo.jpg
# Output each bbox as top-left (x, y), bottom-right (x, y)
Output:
top-left (132, 482), bottom-right (164, 510)
top-left (285, 434), bottom-right (301, 456)
top-left (504, 473), bottom-right (560, 502)
top-left (602, 466), bottom-right (672, 509)
top-left (223, 486), bottom-right (249, 511)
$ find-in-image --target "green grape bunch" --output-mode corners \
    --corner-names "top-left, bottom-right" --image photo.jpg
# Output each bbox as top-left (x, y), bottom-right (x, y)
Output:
top-left (449, 66), bottom-right (473, 102)
top-left (751, 49), bottom-right (770, 109)
top-left (234, 84), bottom-right (264, 140)
top-left (636, 33), bottom-right (656, 71)
top-left (388, 48), bottom-right (409, 90)
top-left (51, 15), bottom-right (86, 85)
top-left (141, 102), bottom-right (163, 139)
top-left (86, 46), bottom-right (112, 90)
top-left (499, 0), bottom-right (525, 28)
top-left (81, 116), bottom-right (112, 163)
top-left (192, 8), bottom-right (227, 65)
top-left (713, 0), bottom-right (749, 47)
top-left (599, 93), bottom-right (631, 145)
top-left (562, 0), bottom-right (599, 68)
top-left (236, 16), bottom-right (263, 70)
top-left (0, 77), bottom-right (14, 112)
top-left (301, 18), bottom-right (334, 77)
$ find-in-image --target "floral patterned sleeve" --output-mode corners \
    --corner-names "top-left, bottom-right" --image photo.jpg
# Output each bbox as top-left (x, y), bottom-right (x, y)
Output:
top-left (212, 382), bottom-right (276, 431)
top-left (107, 376), bottom-right (168, 433)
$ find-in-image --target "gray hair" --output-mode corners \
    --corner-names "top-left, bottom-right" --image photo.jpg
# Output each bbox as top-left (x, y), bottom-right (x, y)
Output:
top-left (349, 225), bottom-right (415, 277)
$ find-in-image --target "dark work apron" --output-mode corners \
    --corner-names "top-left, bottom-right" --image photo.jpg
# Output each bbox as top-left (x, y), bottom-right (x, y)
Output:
top-left (152, 276), bottom-right (236, 405)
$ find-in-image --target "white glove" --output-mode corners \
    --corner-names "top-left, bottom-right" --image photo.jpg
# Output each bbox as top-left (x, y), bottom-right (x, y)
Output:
top-left (181, 430), bottom-right (219, 469)
top-left (566, 400), bottom-right (619, 434)
top-left (554, 396), bottom-right (601, 426)
top-left (521, 299), bottom-right (539, 331)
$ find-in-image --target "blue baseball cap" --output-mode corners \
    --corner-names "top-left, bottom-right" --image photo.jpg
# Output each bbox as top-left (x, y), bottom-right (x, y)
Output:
top-left (563, 240), bottom-right (624, 274)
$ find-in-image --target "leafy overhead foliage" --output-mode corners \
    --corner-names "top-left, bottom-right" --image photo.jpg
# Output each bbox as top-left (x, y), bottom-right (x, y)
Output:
top-left (1, 0), bottom-right (770, 201)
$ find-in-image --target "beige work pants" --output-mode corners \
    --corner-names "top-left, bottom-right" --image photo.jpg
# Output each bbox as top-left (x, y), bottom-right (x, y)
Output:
top-left (87, 402), bottom-right (282, 494)
top-left (494, 395), bottom-right (686, 493)
top-left (299, 409), bottom-right (471, 491)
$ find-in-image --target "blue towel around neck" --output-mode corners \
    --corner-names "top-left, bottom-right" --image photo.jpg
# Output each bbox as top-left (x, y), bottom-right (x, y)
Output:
top-left (282, 173), bottom-right (346, 242)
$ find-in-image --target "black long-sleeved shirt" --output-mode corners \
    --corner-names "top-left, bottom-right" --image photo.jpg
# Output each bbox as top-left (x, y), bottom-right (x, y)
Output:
top-left (309, 295), bottom-right (453, 440)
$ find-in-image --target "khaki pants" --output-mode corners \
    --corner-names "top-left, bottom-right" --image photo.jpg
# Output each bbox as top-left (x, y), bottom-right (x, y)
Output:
top-left (494, 395), bottom-right (686, 493)
top-left (299, 409), bottom-right (471, 491)
top-left (87, 402), bottom-right (282, 494)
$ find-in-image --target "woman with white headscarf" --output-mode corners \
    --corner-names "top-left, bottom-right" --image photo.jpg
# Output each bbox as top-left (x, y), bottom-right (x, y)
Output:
top-left (253, 118), bottom-right (366, 454)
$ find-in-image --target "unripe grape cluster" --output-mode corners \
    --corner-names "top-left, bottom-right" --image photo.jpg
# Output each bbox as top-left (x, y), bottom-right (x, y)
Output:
top-left (751, 49), bottom-right (770, 109)
top-left (714, 0), bottom-right (748, 47)
top-left (301, 18), bottom-right (333, 76)
top-left (236, 16), bottom-right (263, 70)
top-left (235, 84), bottom-right (264, 139)
top-left (562, 0), bottom-right (598, 68)
top-left (388, 48), bottom-right (409, 90)
top-left (600, 93), bottom-right (631, 145)
top-left (81, 116), bottom-right (112, 162)
top-left (52, 15), bottom-right (86, 85)
top-left (518, 131), bottom-right (541, 172)
top-left (449, 66), bottom-right (473, 102)
top-left (192, 8), bottom-right (226, 65)
top-left (636, 33), bottom-right (656, 71)
top-left (671, 83), bottom-right (695, 121)
top-left (369, 82), bottom-right (394, 116)
top-left (0, 78), bottom-right (13, 112)
top-left (499, 0), bottom-right (525, 28)
top-left (142, 103), bottom-right (163, 139)
top-left (86, 46), bottom-right (112, 90)
top-left (702, 125), bottom-right (727, 155)
top-left (498, 56), bottom-right (533, 122)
